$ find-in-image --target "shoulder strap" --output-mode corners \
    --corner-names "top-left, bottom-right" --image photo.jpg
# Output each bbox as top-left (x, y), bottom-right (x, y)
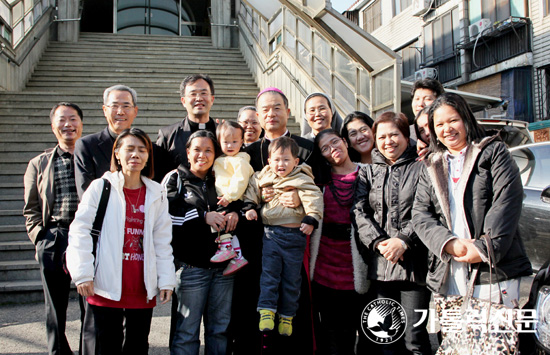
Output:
top-left (91, 178), bottom-right (111, 257)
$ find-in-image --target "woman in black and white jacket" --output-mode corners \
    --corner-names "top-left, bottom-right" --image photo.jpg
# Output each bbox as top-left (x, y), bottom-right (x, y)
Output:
top-left (412, 92), bottom-right (532, 305)
top-left (163, 130), bottom-right (240, 355)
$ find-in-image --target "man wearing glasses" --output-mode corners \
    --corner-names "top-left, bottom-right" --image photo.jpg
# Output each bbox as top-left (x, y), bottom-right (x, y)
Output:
top-left (74, 85), bottom-right (140, 198)
top-left (157, 74), bottom-right (218, 167)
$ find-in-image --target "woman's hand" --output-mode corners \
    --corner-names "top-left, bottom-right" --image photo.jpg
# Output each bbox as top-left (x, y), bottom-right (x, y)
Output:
top-left (224, 212), bottom-right (239, 232)
top-left (77, 281), bottom-right (95, 297)
top-left (160, 289), bottom-right (173, 304)
top-left (444, 239), bottom-right (468, 258)
top-left (205, 211), bottom-right (226, 232)
top-left (452, 239), bottom-right (482, 263)
top-left (377, 238), bottom-right (406, 264)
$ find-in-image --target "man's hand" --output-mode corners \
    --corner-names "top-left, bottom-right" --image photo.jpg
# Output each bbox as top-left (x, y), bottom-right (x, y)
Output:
top-left (77, 281), bottom-right (95, 297)
top-left (245, 209), bottom-right (257, 221)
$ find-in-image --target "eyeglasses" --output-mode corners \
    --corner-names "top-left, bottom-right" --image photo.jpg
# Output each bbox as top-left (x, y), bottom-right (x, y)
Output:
top-left (348, 126), bottom-right (371, 139)
top-left (320, 137), bottom-right (344, 155)
top-left (106, 104), bottom-right (134, 112)
top-left (239, 120), bottom-right (260, 127)
top-left (185, 91), bottom-right (211, 99)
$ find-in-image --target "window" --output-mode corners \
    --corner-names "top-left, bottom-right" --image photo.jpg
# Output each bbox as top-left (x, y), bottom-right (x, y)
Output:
top-left (401, 43), bottom-right (421, 79)
top-left (511, 145), bottom-right (550, 189)
top-left (363, 0), bottom-right (381, 33)
top-left (544, 0), bottom-right (550, 17)
top-left (394, 0), bottom-right (412, 16)
top-left (423, 8), bottom-right (460, 63)
top-left (469, 0), bottom-right (527, 24)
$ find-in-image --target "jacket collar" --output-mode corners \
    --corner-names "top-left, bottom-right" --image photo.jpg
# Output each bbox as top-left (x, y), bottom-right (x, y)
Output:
top-left (371, 145), bottom-right (418, 167)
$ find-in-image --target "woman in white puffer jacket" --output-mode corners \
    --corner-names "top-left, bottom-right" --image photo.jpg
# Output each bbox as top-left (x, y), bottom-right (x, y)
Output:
top-left (67, 128), bottom-right (175, 355)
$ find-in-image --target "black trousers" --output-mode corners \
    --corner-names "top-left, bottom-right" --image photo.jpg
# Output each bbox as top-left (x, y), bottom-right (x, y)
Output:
top-left (369, 281), bottom-right (432, 355)
top-left (89, 304), bottom-right (153, 355)
top-left (312, 281), bottom-right (369, 355)
top-left (36, 226), bottom-right (73, 355)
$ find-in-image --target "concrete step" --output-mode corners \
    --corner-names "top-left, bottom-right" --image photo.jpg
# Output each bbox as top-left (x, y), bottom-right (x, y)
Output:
top-left (0, 279), bottom-right (44, 304)
top-left (0, 210), bottom-right (25, 225)
top-left (0, 195), bottom-right (23, 210)
top-left (0, 260), bottom-right (40, 282)
top-left (0, 224), bottom-right (28, 242)
top-left (0, 241), bottom-right (35, 261)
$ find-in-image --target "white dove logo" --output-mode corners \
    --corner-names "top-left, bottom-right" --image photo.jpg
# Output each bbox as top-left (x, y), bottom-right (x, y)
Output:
top-left (361, 298), bottom-right (407, 344)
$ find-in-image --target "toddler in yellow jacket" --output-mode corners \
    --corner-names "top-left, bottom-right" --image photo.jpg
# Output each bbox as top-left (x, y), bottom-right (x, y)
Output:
top-left (211, 121), bottom-right (255, 275)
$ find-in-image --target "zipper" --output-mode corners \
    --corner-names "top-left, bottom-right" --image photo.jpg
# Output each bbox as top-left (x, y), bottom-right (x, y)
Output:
top-left (383, 166), bottom-right (391, 281)
top-left (202, 181), bottom-right (211, 212)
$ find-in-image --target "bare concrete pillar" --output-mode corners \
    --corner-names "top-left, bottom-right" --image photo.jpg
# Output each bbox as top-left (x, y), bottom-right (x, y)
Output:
top-left (57, 0), bottom-right (79, 42)
top-left (211, 0), bottom-right (232, 48)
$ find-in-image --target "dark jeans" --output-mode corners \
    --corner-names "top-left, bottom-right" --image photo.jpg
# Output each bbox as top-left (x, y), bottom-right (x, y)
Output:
top-left (370, 281), bottom-right (432, 355)
top-left (258, 225), bottom-right (307, 317)
top-left (312, 281), bottom-right (368, 355)
top-left (89, 304), bottom-right (153, 355)
top-left (36, 226), bottom-right (72, 355)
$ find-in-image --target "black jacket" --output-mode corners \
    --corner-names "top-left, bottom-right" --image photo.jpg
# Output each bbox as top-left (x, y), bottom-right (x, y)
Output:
top-left (351, 146), bottom-right (427, 283)
top-left (412, 135), bottom-right (532, 294)
top-left (157, 117), bottom-right (217, 169)
top-left (164, 165), bottom-right (239, 269)
top-left (74, 127), bottom-right (172, 199)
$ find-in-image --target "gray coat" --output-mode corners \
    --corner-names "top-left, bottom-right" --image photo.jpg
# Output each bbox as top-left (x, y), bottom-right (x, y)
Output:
top-left (23, 147), bottom-right (57, 244)
top-left (351, 146), bottom-right (428, 284)
top-left (412, 134), bottom-right (532, 294)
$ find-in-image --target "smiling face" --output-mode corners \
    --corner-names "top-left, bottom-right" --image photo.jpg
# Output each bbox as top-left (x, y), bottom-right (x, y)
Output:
top-left (433, 104), bottom-right (468, 155)
top-left (412, 88), bottom-right (437, 116)
top-left (219, 126), bottom-right (243, 157)
top-left (346, 118), bottom-right (374, 157)
top-left (268, 147), bottom-right (299, 178)
top-left (115, 135), bottom-right (148, 177)
top-left (416, 113), bottom-right (430, 144)
top-left (181, 79), bottom-right (215, 122)
top-left (103, 90), bottom-right (138, 135)
top-left (51, 105), bottom-right (83, 148)
top-left (376, 122), bottom-right (409, 164)
top-left (305, 96), bottom-right (332, 135)
top-left (257, 92), bottom-right (290, 139)
top-left (318, 133), bottom-right (349, 167)
top-left (238, 109), bottom-right (261, 144)
top-left (186, 136), bottom-right (215, 179)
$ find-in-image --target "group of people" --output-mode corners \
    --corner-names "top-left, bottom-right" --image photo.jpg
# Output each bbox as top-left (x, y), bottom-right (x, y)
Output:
top-left (23, 74), bottom-right (532, 355)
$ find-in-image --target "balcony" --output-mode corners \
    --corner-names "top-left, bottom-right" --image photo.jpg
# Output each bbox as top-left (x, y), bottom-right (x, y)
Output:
top-left (457, 17), bottom-right (531, 72)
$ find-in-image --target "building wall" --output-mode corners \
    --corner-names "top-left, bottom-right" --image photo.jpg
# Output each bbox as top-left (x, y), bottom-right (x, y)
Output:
top-left (531, 0), bottom-right (550, 120)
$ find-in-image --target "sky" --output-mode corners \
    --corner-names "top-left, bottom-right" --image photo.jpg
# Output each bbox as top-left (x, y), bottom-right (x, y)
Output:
top-left (330, 0), bottom-right (357, 13)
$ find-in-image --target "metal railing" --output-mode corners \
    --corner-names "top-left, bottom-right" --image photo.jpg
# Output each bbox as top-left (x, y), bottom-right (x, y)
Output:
top-left (237, 0), bottom-right (400, 126)
top-left (0, 0), bottom-right (55, 49)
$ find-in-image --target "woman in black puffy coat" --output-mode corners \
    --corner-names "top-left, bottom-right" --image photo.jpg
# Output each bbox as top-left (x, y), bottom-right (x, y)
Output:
top-left (351, 112), bottom-right (431, 355)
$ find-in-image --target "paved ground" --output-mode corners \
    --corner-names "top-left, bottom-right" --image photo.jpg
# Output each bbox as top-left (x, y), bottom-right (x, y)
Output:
top-left (0, 297), bottom-right (178, 354)
top-left (0, 275), bottom-right (534, 354)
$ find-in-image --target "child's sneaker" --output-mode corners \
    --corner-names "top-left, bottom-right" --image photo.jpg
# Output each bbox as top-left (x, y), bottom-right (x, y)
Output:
top-left (259, 309), bottom-right (275, 331)
top-left (210, 234), bottom-right (236, 263)
top-left (278, 316), bottom-right (293, 336)
top-left (223, 257), bottom-right (248, 276)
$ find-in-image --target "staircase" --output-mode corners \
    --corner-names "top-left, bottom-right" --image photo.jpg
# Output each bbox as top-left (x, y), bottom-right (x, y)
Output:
top-left (0, 32), bottom-right (293, 303)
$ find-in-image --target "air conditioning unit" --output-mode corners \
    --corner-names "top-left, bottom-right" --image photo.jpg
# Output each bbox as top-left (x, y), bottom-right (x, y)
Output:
top-left (469, 18), bottom-right (492, 41)
top-left (412, 0), bottom-right (431, 16)
top-left (414, 68), bottom-right (437, 81)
